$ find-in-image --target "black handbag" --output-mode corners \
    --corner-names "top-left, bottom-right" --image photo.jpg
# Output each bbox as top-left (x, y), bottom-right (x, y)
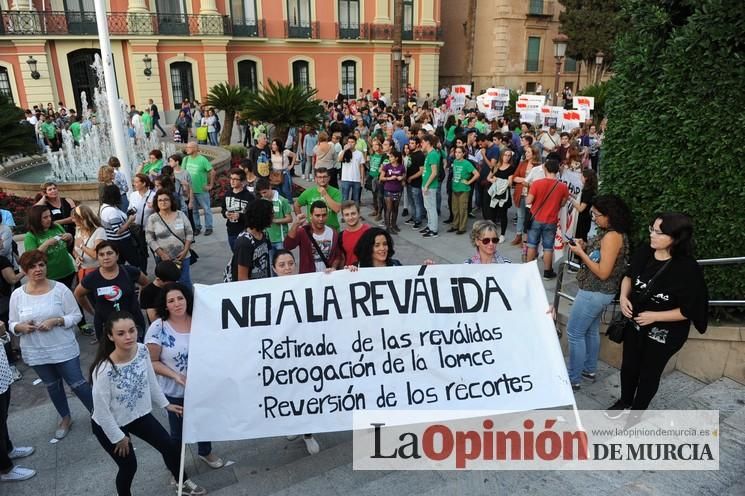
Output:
top-left (524, 179), bottom-right (559, 232)
top-left (605, 259), bottom-right (672, 343)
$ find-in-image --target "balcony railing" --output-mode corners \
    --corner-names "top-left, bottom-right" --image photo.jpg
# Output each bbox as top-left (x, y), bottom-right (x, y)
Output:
top-left (285, 20), bottom-right (319, 39)
top-left (232, 17), bottom-right (264, 37)
top-left (0, 10), bottom-right (235, 36)
top-left (527, 0), bottom-right (554, 17)
top-left (413, 24), bottom-right (440, 42)
top-left (337, 22), bottom-right (369, 40)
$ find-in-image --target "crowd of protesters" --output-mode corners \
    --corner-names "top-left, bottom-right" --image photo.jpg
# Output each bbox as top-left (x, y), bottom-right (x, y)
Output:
top-left (1, 86), bottom-right (708, 492)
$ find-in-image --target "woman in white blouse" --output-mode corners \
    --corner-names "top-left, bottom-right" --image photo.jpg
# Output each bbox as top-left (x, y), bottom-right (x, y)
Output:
top-left (127, 173), bottom-right (155, 274)
top-left (8, 250), bottom-right (92, 440)
top-left (89, 312), bottom-right (206, 496)
top-left (145, 283), bottom-right (223, 469)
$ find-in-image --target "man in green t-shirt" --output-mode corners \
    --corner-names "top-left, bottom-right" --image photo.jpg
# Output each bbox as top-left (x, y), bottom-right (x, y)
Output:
top-left (69, 115), bottom-right (82, 145)
top-left (141, 109), bottom-right (153, 138)
top-left (257, 178), bottom-right (293, 256)
top-left (448, 146), bottom-right (480, 235)
top-left (293, 167), bottom-right (342, 230)
top-left (182, 142), bottom-right (215, 235)
top-left (40, 115), bottom-right (59, 151)
top-left (420, 135), bottom-right (441, 238)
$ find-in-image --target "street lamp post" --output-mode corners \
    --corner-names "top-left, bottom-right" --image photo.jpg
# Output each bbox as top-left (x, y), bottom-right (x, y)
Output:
top-left (595, 50), bottom-right (605, 84)
top-left (553, 34), bottom-right (568, 105)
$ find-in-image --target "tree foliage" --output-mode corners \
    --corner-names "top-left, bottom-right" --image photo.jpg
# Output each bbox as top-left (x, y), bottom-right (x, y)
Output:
top-left (0, 95), bottom-right (36, 159)
top-left (205, 82), bottom-right (248, 146)
top-left (558, 0), bottom-right (624, 65)
top-left (601, 0), bottom-right (745, 303)
top-left (240, 80), bottom-right (324, 143)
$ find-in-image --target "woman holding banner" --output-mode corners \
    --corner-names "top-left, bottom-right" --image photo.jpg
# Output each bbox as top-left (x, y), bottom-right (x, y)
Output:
top-left (89, 311), bottom-right (206, 496)
top-left (271, 250), bottom-right (322, 455)
top-left (353, 228), bottom-right (402, 268)
top-left (145, 283), bottom-right (224, 470)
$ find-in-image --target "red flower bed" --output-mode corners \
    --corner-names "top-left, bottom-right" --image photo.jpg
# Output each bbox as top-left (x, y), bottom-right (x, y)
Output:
top-left (0, 190), bottom-right (37, 233)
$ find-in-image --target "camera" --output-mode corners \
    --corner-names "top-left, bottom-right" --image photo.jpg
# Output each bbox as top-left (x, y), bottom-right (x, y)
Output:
top-left (127, 207), bottom-right (137, 216)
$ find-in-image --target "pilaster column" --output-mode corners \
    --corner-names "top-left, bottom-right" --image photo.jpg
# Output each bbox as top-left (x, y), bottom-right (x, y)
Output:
top-left (127, 0), bottom-right (149, 14)
top-left (420, 0), bottom-right (436, 26)
top-left (374, 0), bottom-right (391, 23)
top-left (199, 0), bottom-right (219, 15)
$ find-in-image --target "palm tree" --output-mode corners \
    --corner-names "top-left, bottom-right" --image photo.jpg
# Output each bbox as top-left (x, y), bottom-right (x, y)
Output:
top-left (205, 82), bottom-right (248, 145)
top-left (0, 95), bottom-right (36, 159)
top-left (241, 79), bottom-right (324, 144)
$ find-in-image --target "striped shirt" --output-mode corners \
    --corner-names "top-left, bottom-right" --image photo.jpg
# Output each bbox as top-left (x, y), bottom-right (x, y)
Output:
top-left (99, 204), bottom-right (131, 241)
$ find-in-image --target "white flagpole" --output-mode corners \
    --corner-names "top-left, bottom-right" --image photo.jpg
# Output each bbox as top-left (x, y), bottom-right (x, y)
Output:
top-left (92, 0), bottom-right (131, 186)
top-left (177, 441), bottom-right (186, 496)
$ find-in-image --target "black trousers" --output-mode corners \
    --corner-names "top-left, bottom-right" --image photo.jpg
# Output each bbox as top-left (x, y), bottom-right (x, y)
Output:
top-left (0, 387), bottom-right (13, 472)
top-left (92, 413), bottom-right (186, 496)
top-left (620, 325), bottom-right (684, 410)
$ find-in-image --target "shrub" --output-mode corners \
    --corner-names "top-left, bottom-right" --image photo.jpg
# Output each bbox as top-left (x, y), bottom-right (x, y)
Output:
top-left (601, 0), bottom-right (745, 305)
top-left (0, 190), bottom-right (37, 233)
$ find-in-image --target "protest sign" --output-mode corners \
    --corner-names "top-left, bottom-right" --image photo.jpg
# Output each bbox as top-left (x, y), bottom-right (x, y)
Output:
top-left (182, 263), bottom-right (575, 443)
top-left (554, 168), bottom-right (583, 258)
top-left (540, 106), bottom-right (565, 129)
top-left (476, 87), bottom-right (510, 121)
top-left (451, 85), bottom-right (471, 112)
top-left (572, 96), bottom-right (595, 111)
top-left (562, 110), bottom-right (582, 131)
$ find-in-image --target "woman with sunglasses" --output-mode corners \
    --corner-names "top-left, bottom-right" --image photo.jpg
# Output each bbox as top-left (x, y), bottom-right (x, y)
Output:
top-left (606, 213), bottom-right (708, 419)
top-left (565, 195), bottom-right (631, 391)
top-left (464, 220), bottom-right (510, 264)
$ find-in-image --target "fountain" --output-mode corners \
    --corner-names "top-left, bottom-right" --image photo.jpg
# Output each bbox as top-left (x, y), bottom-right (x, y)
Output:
top-left (0, 55), bottom-right (227, 201)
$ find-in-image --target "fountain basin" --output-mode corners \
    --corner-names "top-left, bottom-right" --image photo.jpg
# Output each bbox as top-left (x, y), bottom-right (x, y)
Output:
top-left (0, 144), bottom-right (232, 202)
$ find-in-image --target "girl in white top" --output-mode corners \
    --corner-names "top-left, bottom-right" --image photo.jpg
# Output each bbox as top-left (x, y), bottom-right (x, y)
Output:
top-left (270, 138), bottom-right (297, 201)
top-left (8, 250), bottom-right (92, 440)
top-left (89, 312), bottom-right (206, 496)
top-left (145, 283), bottom-right (224, 469)
top-left (72, 205), bottom-right (106, 279)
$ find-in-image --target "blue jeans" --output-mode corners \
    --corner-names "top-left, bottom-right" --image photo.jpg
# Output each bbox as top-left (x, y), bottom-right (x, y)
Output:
top-left (526, 220), bottom-right (557, 251)
top-left (191, 191), bottom-right (213, 230)
top-left (32, 356), bottom-right (93, 418)
top-left (228, 234), bottom-right (238, 252)
top-left (208, 131), bottom-right (218, 146)
top-left (279, 170), bottom-right (293, 201)
top-left (423, 188), bottom-right (438, 232)
top-left (155, 255), bottom-right (191, 286)
top-left (567, 289), bottom-right (616, 384)
top-left (341, 181), bottom-right (361, 205)
top-left (165, 395), bottom-right (212, 457)
top-left (406, 185), bottom-right (424, 223)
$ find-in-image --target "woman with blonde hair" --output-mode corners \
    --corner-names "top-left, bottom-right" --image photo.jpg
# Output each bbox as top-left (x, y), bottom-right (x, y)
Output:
top-left (97, 165), bottom-right (114, 204)
top-left (72, 205), bottom-right (106, 282)
top-left (313, 131), bottom-right (335, 172)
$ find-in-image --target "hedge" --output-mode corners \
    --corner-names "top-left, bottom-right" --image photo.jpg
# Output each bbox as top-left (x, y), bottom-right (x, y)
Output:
top-left (601, 0), bottom-right (745, 305)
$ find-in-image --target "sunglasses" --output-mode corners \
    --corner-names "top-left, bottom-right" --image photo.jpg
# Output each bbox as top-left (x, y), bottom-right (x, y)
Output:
top-left (479, 237), bottom-right (499, 245)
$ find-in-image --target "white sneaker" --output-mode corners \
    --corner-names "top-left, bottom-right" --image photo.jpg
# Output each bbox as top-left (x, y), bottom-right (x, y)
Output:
top-left (9, 366), bottom-right (21, 383)
top-left (0, 466), bottom-right (36, 482)
top-left (8, 446), bottom-right (34, 460)
top-left (198, 453), bottom-right (224, 469)
top-left (178, 478), bottom-right (206, 495)
top-left (498, 235), bottom-right (505, 244)
top-left (303, 435), bottom-right (320, 455)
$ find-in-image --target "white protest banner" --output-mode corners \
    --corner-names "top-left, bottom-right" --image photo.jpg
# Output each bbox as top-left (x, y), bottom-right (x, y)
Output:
top-left (182, 263), bottom-right (575, 443)
top-left (554, 168), bottom-right (583, 258)
top-left (540, 106), bottom-right (565, 129)
top-left (572, 96), bottom-right (595, 111)
top-left (562, 110), bottom-right (582, 131)
top-left (451, 85), bottom-right (471, 112)
top-left (476, 87), bottom-right (510, 121)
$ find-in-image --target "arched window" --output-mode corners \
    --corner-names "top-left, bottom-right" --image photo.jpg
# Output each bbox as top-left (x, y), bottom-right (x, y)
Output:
top-left (292, 60), bottom-right (310, 90)
top-left (170, 62), bottom-right (195, 108)
top-left (237, 60), bottom-right (258, 92)
top-left (341, 60), bottom-right (356, 100)
top-left (0, 67), bottom-right (13, 102)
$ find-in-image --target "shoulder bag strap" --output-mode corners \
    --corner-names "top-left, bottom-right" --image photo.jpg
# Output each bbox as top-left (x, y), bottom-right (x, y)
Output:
top-left (139, 191), bottom-right (152, 226)
top-left (532, 179), bottom-right (561, 218)
top-left (636, 258), bottom-right (673, 305)
top-left (157, 213), bottom-right (187, 248)
top-left (304, 225), bottom-right (330, 268)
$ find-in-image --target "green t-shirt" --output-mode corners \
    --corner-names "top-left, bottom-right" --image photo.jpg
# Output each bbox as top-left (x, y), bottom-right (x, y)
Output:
top-left (23, 224), bottom-right (75, 280)
top-left (355, 139), bottom-right (368, 155)
top-left (474, 121), bottom-right (489, 134)
top-left (445, 125), bottom-right (457, 143)
top-left (297, 185), bottom-right (342, 230)
top-left (141, 113), bottom-right (153, 132)
top-left (40, 122), bottom-right (57, 139)
top-left (368, 153), bottom-right (384, 178)
top-left (451, 159), bottom-right (477, 193)
top-left (422, 150), bottom-right (440, 189)
top-left (70, 122), bottom-right (81, 141)
top-left (266, 194), bottom-right (292, 243)
top-left (183, 154), bottom-right (213, 194)
top-left (142, 159), bottom-right (163, 176)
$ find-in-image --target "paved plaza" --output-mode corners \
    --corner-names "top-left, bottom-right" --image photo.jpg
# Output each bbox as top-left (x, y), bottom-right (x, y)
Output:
top-left (3, 182), bottom-right (745, 496)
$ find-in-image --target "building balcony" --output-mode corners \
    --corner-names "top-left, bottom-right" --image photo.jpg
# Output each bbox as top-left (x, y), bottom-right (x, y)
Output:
top-left (0, 10), bottom-right (236, 37)
top-left (285, 20), bottom-right (319, 39)
top-left (413, 24), bottom-right (440, 42)
top-left (232, 18), bottom-right (265, 37)
top-left (527, 0), bottom-right (555, 18)
top-left (337, 22), bottom-right (369, 40)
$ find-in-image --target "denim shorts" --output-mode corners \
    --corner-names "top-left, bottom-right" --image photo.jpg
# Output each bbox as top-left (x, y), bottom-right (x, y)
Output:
top-left (526, 220), bottom-right (557, 251)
